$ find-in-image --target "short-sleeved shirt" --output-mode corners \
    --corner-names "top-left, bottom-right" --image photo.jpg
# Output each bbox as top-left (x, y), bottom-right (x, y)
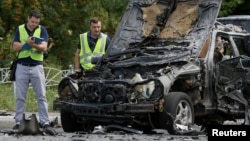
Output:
top-left (13, 24), bottom-right (48, 64)
top-left (77, 32), bottom-right (110, 51)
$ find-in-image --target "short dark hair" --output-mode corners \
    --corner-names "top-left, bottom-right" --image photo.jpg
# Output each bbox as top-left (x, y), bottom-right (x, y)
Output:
top-left (90, 17), bottom-right (101, 24)
top-left (28, 10), bottom-right (41, 19)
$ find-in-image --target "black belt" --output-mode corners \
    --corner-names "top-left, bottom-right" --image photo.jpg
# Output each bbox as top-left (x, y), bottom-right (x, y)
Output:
top-left (18, 62), bottom-right (38, 67)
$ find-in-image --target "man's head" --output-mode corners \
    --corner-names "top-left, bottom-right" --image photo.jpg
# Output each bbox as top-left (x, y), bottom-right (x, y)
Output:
top-left (89, 17), bottom-right (101, 38)
top-left (27, 10), bottom-right (41, 31)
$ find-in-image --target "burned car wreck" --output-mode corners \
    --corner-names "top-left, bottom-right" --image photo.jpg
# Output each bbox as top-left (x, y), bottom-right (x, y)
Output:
top-left (53, 0), bottom-right (250, 134)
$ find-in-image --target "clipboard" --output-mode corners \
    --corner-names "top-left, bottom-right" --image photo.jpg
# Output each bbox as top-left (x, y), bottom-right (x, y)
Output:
top-left (32, 37), bottom-right (44, 44)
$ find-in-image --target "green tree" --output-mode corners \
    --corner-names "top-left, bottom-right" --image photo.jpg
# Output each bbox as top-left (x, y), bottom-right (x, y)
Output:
top-left (231, 0), bottom-right (250, 15)
top-left (218, 0), bottom-right (244, 17)
top-left (0, 0), bottom-right (129, 69)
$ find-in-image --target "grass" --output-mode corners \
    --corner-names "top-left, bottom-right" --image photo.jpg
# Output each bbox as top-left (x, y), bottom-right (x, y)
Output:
top-left (0, 54), bottom-right (69, 113)
top-left (0, 83), bottom-right (58, 112)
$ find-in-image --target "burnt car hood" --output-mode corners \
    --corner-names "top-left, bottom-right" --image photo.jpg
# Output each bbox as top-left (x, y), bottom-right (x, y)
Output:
top-left (103, 0), bottom-right (222, 68)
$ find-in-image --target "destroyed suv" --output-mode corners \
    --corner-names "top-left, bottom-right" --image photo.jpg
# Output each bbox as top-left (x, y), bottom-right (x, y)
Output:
top-left (53, 0), bottom-right (250, 134)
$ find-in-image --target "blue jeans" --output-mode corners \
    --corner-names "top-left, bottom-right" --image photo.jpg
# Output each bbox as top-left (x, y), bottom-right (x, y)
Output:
top-left (14, 64), bottom-right (49, 126)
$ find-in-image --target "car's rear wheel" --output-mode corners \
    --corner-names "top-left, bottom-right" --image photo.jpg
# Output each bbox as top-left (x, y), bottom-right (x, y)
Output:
top-left (158, 92), bottom-right (194, 134)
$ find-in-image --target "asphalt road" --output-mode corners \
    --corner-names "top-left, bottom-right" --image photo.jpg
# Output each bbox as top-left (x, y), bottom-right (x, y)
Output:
top-left (0, 111), bottom-right (208, 141)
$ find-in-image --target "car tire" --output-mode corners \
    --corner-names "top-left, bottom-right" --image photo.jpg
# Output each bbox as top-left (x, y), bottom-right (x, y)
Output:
top-left (60, 109), bottom-right (77, 132)
top-left (158, 92), bottom-right (194, 134)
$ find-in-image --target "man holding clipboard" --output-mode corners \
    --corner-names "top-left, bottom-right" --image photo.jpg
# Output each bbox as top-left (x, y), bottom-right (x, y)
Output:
top-left (11, 10), bottom-right (55, 135)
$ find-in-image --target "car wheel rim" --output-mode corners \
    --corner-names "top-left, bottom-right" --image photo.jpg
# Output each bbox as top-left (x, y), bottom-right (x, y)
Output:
top-left (174, 100), bottom-right (193, 131)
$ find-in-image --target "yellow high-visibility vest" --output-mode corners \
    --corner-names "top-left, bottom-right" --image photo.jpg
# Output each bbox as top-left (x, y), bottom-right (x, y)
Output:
top-left (79, 32), bottom-right (107, 70)
top-left (18, 24), bottom-right (44, 61)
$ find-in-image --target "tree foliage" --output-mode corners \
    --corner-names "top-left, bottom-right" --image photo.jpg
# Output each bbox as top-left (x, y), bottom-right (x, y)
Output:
top-left (0, 0), bottom-right (129, 68)
top-left (218, 0), bottom-right (244, 17)
top-left (0, 0), bottom-right (248, 68)
top-left (231, 0), bottom-right (250, 15)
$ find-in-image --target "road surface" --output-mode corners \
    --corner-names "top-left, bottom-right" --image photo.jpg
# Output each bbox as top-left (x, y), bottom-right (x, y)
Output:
top-left (0, 111), bottom-right (208, 141)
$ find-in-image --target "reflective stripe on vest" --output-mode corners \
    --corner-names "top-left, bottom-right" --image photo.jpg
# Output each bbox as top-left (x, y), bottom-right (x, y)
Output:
top-left (18, 24), bottom-right (44, 61)
top-left (79, 32), bottom-right (107, 70)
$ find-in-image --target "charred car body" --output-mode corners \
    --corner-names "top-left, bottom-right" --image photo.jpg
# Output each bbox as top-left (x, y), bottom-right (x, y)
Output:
top-left (53, 0), bottom-right (250, 134)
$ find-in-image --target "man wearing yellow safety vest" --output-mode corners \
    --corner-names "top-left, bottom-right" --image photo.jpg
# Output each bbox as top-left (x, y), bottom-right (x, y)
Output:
top-left (12, 10), bottom-right (56, 135)
top-left (74, 17), bottom-right (111, 72)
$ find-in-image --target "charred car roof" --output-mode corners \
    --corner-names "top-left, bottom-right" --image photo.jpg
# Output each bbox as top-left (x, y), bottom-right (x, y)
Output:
top-left (217, 15), bottom-right (250, 32)
top-left (105, 0), bottom-right (222, 67)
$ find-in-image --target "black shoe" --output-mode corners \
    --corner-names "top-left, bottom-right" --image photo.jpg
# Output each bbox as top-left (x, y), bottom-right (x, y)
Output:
top-left (12, 124), bottom-right (20, 130)
top-left (43, 124), bottom-right (57, 136)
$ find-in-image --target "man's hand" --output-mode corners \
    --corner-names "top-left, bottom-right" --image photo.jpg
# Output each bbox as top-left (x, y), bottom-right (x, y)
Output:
top-left (28, 37), bottom-right (36, 47)
top-left (22, 43), bottom-right (31, 50)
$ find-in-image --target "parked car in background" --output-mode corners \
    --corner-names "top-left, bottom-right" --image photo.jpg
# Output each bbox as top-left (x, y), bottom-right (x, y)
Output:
top-left (53, 0), bottom-right (250, 135)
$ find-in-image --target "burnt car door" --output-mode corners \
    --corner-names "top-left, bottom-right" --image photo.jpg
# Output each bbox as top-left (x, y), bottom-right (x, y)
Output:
top-left (214, 31), bottom-right (250, 123)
